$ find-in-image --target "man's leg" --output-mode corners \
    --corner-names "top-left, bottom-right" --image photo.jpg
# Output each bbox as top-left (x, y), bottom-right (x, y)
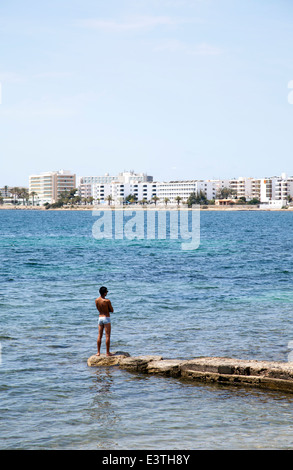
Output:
top-left (104, 323), bottom-right (113, 356)
top-left (97, 324), bottom-right (104, 355)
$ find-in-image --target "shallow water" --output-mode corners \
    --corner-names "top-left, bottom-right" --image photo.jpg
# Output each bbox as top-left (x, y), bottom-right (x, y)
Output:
top-left (1, 209), bottom-right (293, 449)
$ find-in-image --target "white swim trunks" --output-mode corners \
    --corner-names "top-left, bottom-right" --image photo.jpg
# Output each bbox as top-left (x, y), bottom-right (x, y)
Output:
top-left (98, 316), bottom-right (111, 326)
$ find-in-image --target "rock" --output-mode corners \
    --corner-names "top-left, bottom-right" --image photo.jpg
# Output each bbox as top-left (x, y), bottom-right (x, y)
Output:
top-left (86, 353), bottom-right (293, 394)
top-left (112, 351), bottom-right (131, 357)
top-left (119, 355), bottom-right (163, 372)
top-left (181, 357), bottom-right (293, 380)
top-left (147, 359), bottom-right (188, 377)
top-left (87, 351), bottom-right (130, 367)
top-left (180, 357), bottom-right (293, 392)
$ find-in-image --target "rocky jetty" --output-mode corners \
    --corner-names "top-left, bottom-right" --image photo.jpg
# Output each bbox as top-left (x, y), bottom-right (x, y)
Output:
top-left (87, 353), bottom-right (293, 394)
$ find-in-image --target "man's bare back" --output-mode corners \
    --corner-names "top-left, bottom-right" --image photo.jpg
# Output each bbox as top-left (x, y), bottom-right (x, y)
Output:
top-left (95, 296), bottom-right (113, 317)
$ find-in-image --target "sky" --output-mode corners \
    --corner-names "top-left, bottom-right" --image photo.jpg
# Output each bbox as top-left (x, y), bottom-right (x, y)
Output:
top-left (1, 0), bottom-right (293, 187)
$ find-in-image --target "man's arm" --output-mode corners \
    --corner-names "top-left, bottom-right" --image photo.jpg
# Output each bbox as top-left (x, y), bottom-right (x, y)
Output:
top-left (108, 300), bottom-right (114, 313)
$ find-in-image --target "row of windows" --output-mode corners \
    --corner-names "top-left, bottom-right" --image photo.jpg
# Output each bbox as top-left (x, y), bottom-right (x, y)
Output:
top-left (96, 190), bottom-right (157, 195)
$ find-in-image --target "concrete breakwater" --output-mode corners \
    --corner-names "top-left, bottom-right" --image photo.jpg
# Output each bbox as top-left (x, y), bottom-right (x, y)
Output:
top-left (87, 353), bottom-right (293, 394)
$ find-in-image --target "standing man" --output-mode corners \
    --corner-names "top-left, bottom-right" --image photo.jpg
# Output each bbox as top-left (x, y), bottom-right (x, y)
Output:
top-left (95, 286), bottom-right (114, 356)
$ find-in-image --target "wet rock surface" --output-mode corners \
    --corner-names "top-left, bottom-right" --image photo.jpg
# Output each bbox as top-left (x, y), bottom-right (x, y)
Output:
top-left (87, 351), bottom-right (130, 367)
top-left (87, 354), bottom-right (293, 393)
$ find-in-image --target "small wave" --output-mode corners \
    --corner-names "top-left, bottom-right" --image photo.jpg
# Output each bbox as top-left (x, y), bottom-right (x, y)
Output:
top-left (24, 262), bottom-right (47, 267)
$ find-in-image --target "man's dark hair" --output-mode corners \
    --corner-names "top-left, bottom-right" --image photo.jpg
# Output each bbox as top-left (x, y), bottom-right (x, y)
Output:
top-left (99, 286), bottom-right (108, 296)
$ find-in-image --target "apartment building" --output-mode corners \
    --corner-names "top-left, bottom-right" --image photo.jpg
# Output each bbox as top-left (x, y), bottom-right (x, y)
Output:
top-left (227, 174), bottom-right (293, 203)
top-left (78, 171), bottom-right (154, 203)
top-left (76, 169), bottom-right (293, 206)
top-left (156, 179), bottom-right (230, 204)
top-left (78, 174), bottom-right (118, 187)
top-left (91, 181), bottom-right (157, 204)
top-left (271, 174), bottom-right (293, 201)
top-left (79, 171), bottom-right (151, 186)
top-left (157, 181), bottom-right (198, 203)
top-left (78, 176), bottom-right (232, 205)
top-left (29, 170), bottom-right (76, 204)
top-left (78, 183), bottom-right (94, 200)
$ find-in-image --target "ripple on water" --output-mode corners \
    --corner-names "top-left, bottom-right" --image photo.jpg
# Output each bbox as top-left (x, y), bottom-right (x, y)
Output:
top-left (1, 210), bottom-right (293, 449)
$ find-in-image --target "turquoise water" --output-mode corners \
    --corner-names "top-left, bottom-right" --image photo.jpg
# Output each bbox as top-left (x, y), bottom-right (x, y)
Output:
top-left (1, 209), bottom-right (293, 449)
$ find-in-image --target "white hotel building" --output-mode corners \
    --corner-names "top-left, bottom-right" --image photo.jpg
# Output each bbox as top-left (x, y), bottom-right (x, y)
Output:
top-left (78, 171), bottom-right (155, 204)
top-left (88, 181), bottom-right (157, 204)
top-left (156, 179), bottom-right (230, 203)
top-left (28, 168), bottom-right (293, 206)
top-left (227, 174), bottom-right (293, 204)
top-left (78, 172), bottom-right (231, 205)
top-left (76, 171), bottom-right (293, 206)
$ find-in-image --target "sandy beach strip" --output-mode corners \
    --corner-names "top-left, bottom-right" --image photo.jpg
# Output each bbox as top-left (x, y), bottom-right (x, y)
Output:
top-left (0, 204), bottom-right (292, 211)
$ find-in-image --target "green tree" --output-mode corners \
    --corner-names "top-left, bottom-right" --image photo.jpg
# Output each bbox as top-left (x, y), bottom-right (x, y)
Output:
top-left (57, 190), bottom-right (69, 205)
top-left (238, 196), bottom-right (246, 204)
top-left (187, 192), bottom-right (196, 207)
top-left (247, 198), bottom-right (260, 205)
top-left (10, 187), bottom-right (20, 204)
top-left (216, 187), bottom-right (237, 199)
top-left (30, 191), bottom-right (38, 206)
top-left (51, 201), bottom-right (64, 208)
top-left (56, 188), bottom-right (78, 206)
top-left (19, 188), bottom-right (29, 205)
top-left (164, 197), bottom-right (170, 206)
top-left (106, 194), bottom-right (113, 206)
top-left (152, 195), bottom-right (159, 206)
top-left (125, 194), bottom-right (137, 204)
top-left (73, 195), bottom-right (82, 205)
top-left (187, 190), bottom-right (207, 207)
top-left (175, 195), bottom-right (182, 206)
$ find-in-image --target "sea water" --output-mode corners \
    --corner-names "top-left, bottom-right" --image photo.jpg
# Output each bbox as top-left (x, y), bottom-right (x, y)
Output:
top-left (1, 209), bottom-right (293, 449)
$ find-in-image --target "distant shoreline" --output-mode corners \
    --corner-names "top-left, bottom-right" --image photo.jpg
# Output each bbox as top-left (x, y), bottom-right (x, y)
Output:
top-left (0, 204), bottom-right (292, 212)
